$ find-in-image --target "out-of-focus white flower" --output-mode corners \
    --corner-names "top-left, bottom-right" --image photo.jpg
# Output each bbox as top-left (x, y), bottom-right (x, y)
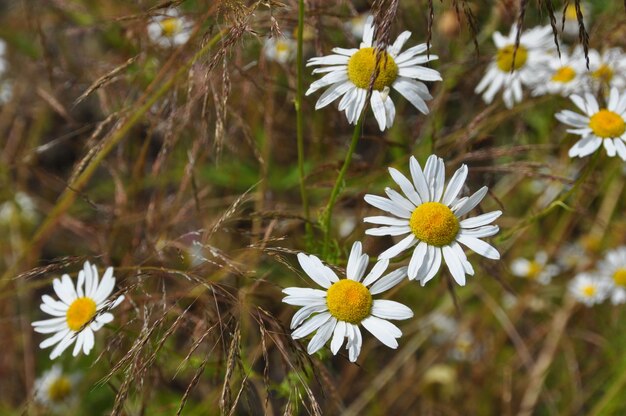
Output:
top-left (345, 13), bottom-right (371, 40)
top-left (532, 47), bottom-right (588, 97)
top-left (555, 88), bottom-right (626, 160)
top-left (147, 9), bottom-right (193, 47)
top-left (568, 273), bottom-right (609, 306)
top-left (0, 192), bottom-right (38, 225)
top-left (475, 25), bottom-right (554, 108)
top-left (586, 48), bottom-right (626, 91)
top-left (448, 330), bottom-right (481, 362)
top-left (597, 247), bottom-right (626, 305)
top-left (511, 251), bottom-right (560, 285)
top-left (420, 312), bottom-right (458, 344)
top-left (557, 2), bottom-right (591, 39)
top-left (557, 241), bottom-right (590, 270)
top-left (263, 36), bottom-right (297, 64)
top-left (34, 365), bottom-right (79, 411)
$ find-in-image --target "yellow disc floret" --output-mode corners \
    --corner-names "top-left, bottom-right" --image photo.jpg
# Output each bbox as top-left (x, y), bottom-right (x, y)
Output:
top-left (410, 202), bottom-right (460, 247)
top-left (593, 64), bottom-right (614, 83)
top-left (496, 45), bottom-right (528, 72)
top-left (160, 18), bottom-right (181, 37)
top-left (589, 109), bottom-right (626, 138)
top-left (552, 66), bottom-right (576, 83)
top-left (66, 297), bottom-right (97, 331)
top-left (582, 285), bottom-right (596, 298)
top-left (613, 268), bottom-right (626, 287)
top-left (326, 279), bottom-right (372, 324)
top-left (48, 376), bottom-right (72, 402)
top-left (565, 5), bottom-right (578, 20)
top-left (526, 261), bottom-right (543, 279)
top-left (347, 47), bottom-right (398, 90)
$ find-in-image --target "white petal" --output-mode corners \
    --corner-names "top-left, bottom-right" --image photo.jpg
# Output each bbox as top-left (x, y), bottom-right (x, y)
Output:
top-left (54, 275), bottom-right (77, 306)
top-left (315, 81), bottom-right (353, 109)
top-left (442, 245), bottom-right (467, 286)
top-left (330, 320), bottom-right (347, 354)
top-left (290, 304), bottom-right (328, 329)
top-left (378, 234), bottom-right (416, 259)
top-left (50, 332), bottom-right (76, 359)
top-left (388, 167), bottom-right (421, 205)
top-left (306, 318), bottom-right (337, 354)
top-left (40, 328), bottom-right (70, 349)
top-left (365, 225), bottom-right (412, 236)
top-left (398, 65), bottom-right (442, 81)
top-left (389, 31), bottom-right (412, 56)
top-left (347, 324), bottom-right (362, 362)
top-left (362, 259), bottom-right (390, 287)
top-left (361, 316), bottom-right (401, 348)
top-left (297, 253), bottom-right (332, 289)
top-left (371, 90), bottom-right (387, 131)
top-left (442, 165), bottom-right (468, 206)
top-left (369, 267), bottom-right (408, 295)
top-left (364, 194), bottom-right (412, 218)
top-left (408, 241), bottom-right (428, 280)
top-left (460, 225), bottom-right (500, 238)
top-left (371, 299), bottom-right (414, 320)
top-left (457, 235), bottom-right (500, 260)
top-left (72, 331), bottom-right (84, 356)
top-left (460, 211), bottom-right (502, 228)
top-left (363, 216), bottom-right (408, 226)
top-left (420, 246), bottom-right (442, 285)
top-left (454, 186), bottom-right (488, 217)
top-left (282, 287), bottom-right (327, 298)
top-left (409, 156), bottom-right (430, 202)
top-left (82, 328), bottom-right (95, 355)
top-left (292, 312), bottom-right (331, 339)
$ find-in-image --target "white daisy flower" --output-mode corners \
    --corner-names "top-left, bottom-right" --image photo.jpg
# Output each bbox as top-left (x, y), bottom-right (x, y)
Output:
top-left (568, 273), bottom-right (609, 306)
top-left (475, 25), bottom-right (554, 108)
top-left (556, 241), bottom-right (590, 270)
top-left (448, 330), bottom-right (481, 362)
top-left (283, 241), bottom-right (412, 362)
top-left (586, 48), bottom-right (626, 91)
top-left (306, 16), bottom-right (441, 131)
top-left (0, 191), bottom-right (38, 225)
top-left (557, 2), bottom-right (590, 39)
top-left (263, 36), bottom-right (297, 64)
top-left (32, 261), bottom-right (125, 359)
top-left (555, 87), bottom-right (626, 160)
top-left (511, 251), bottom-right (560, 285)
top-left (597, 247), bottom-right (626, 305)
top-left (34, 365), bottom-right (79, 411)
top-left (420, 312), bottom-right (458, 344)
top-left (364, 154), bottom-right (502, 286)
top-left (147, 9), bottom-right (192, 47)
top-left (532, 47), bottom-right (588, 97)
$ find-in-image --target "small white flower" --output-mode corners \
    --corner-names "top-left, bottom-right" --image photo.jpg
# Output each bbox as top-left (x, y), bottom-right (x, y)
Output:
top-left (263, 36), bottom-right (297, 64)
top-left (555, 87), bottom-right (626, 160)
top-left (557, 2), bottom-right (590, 39)
top-left (568, 273), bottom-right (609, 306)
top-left (0, 191), bottom-right (38, 225)
top-left (364, 154), bottom-right (501, 286)
top-left (147, 9), bottom-right (192, 47)
top-left (586, 48), bottom-right (626, 91)
top-left (557, 241), bottom-right (590, 270)
top-left (34, 365), bottom-right (79, 411)
top-left (283, 241), bottom-right (413, 362)
top-left (532, 47), bottom-right (588, 97)
top-left (306, 16), bottom-right (441, 131)
top-left (597, 247), bottom-right (626, 305)
top-left (475, 25), bottom-right (554, 108)
top-left (420, 312), bottom-right (458, 344)
top-left (511, 251), bottom-right (560, 285)
top-left (448, 330), bottom-right (481, 362)
top-left (32, 261), bottom-right (125, 359)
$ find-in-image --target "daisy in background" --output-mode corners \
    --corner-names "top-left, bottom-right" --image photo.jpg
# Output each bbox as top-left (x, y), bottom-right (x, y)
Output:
top-left (306, 16), bottom-right (441, 131)
top-left (34, 365), bottom-right (79, 411)
top-left (586, 48), bottom-right (626, 91)
top-left (568, 273), bottom-right (609, 306)
top-left (555, 87), bottom-right (626, 160)
top-left (511, 251), bottom-right (560, 285)
top-left (345, 13), bottom-right (370, 40)
top-left (364, 154), bottom-right (501, 286)
top-left (147, 8), bottom-right (192, 47)
top-left (283, 241), bottom-right (412, 362)
top-left (531, 47), bottom-right (588, 97)
top-left (475, 24), bottom-right (554, 108)
top-left (32, 261), bottom-right (124, 359)
top-left (597, 247), bottom-right (626, 305)
top-left (557, 2), bottom-right (590, 39)
top-left (263, 36), bottom-right (297, 64)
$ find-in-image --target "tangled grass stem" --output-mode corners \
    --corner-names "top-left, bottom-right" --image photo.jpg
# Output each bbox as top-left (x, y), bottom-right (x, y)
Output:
top-left (321, 116), bottom-right (364, 260)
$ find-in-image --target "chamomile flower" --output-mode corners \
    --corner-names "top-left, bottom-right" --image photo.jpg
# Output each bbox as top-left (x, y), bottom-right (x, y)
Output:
top-left (364, 155), bottom-right (502, 286)
top-left (568, 273), bottom-right (609, 306)
top-left (263, 36), bottom-right (297, 64)
top-left (283, 241), bottom-right (412, 362)
top-left (558, 2), bottom-right (590, 39)
top-left (147, 9), bottom-right (192, 47)
top-left (306, 16), bottom-right (441, 131)
top-left (475, 25), bottom-right (554, 108)
top-left (597, 247), bottom-right (626, 305)
top-left (511, 251), bottom-right (560, 285)
top-left (587, 48), bottom-right (626, 91)
top-left (532, 47), bottom-right (588, 96)
top-left (32, 261), bottom-right (124, 359)
top-left (555, 87), bottom-right (626, 160)
top-left (34, 365), bottom-right (79, 411)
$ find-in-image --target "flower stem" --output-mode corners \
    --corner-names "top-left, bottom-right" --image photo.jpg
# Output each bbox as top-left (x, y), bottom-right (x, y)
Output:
top-left (295, 0), bottom-right (311, 239)
top-left (321, 116), bottom-right (364, 259)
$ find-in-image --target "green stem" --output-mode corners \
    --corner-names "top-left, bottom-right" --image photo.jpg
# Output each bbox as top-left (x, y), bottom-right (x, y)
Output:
top-left (295, 0), bottom-right (311, 239)
top-left (322, 116), bottom-right (364, 259)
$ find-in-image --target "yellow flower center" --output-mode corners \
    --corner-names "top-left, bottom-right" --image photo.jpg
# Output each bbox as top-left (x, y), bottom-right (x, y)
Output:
top-left (160, 18), bottom-right (181, 37)
top-left (592, 64), bottom-right (614, 83)
top-left (410, 202), bottom-right (460, 247)
top-left (613, 268), bottom-right (626, 287)
top-left (589, 110), bottom-right (626, 138)
top-left (582, 285), bottom-right (596, 298)
top-left (47, 376), bottom-right (72, 402)
top-left (66, 297), bottom-right (97, 331)
top-left (326, 279), bottom-right (372, 324)
top-left (552, 66), bottom-right (576, 83)
top-left (275, 41), bottom-right (290, 53)
top-left (347, 47), bottom-right (398, 91)
top-left (496, 45), bottom-right (528, 72)
top-left (526, 261), bottom-right (543, 280)
top-left (565, 5), bottom-right (578, 20)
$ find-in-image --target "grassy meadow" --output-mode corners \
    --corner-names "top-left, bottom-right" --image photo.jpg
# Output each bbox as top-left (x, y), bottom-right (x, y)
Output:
top-left (1, 0), bottom-right (626, 414)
